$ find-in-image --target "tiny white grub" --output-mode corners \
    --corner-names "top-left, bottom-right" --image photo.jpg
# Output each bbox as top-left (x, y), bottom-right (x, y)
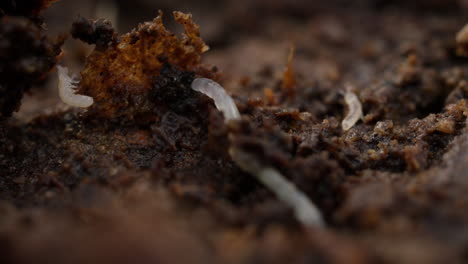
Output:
top-left (191, 78), bottom-right (240, 122)
top-left (57, 66), bottom-right (94, 108)
top-left (342, 88), bottom-right (363, 131)
top-left (456, 23), bottom-right (468, 45)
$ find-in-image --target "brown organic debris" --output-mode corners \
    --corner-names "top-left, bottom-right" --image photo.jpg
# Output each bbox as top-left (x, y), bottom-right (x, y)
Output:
top-left (71, 17), bottom-right (118, 50)
top-left (0, 16), bottom-right (63, 118)
top-left (77, 11), bottom-right (215, 119)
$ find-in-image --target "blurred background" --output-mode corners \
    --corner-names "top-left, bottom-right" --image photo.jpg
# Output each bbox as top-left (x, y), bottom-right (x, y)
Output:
top-left (15, 0), bottom-right (468, 119)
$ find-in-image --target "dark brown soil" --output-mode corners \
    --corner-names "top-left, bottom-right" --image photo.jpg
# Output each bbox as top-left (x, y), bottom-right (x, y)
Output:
top-left (0, 0), bottom-right (467, 263)
top-left (0, 16), bottom-right (63, 118)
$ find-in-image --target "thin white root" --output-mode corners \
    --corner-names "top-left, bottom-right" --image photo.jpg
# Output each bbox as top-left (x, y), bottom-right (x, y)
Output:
top-left (191, 78), bottom-right (240, 122)
top-left (342, 89), bottom-right (363, 131)
top-left (57, 66), bottom-right (94, 108)
top-left (229, 147), bottom-right (325, 228)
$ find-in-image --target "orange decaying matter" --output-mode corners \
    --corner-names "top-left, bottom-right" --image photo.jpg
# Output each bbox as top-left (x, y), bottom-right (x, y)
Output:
top-left (281, 46), bottom-right (296, 99)
top-left (78, 11), bottom-right (215, 118)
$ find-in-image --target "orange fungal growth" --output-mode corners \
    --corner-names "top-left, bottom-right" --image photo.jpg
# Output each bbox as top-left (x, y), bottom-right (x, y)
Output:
top-left (77, 11), bottom-right (214, 118)
top-left (281, 45), bottom-right (296, 99)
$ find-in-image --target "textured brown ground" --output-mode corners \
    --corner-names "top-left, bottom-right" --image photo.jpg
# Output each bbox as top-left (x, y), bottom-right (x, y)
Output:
top-left (1, 0), bottom-right (468, 263)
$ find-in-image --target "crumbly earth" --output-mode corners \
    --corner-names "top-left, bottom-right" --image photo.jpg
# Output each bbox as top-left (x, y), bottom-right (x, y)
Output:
top-left (0, 1), bottom-right (468, 264)
top-left (0, 16), bottom-right (63, 118)
top-left (0, 0), bottom-right (56, 17)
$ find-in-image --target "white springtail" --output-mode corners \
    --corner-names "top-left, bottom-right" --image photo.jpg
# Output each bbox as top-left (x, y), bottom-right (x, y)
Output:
top-left (57, 66), bottom-right (94, 108)
top-left (342, 88), bottom-right (363, 131)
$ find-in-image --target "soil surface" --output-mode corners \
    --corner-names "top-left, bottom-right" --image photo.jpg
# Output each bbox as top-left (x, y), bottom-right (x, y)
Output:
top-left (0, 0), bottom-right (467, 263)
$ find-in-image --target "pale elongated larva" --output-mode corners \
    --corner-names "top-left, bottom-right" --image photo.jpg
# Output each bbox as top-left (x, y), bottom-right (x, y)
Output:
top-left (342, 89), bottom-right (363, 131)
top-left (229, 147), bottom-right (325, 228)
top-left (57, 66), bottom-right (94, 108)
top-left (191, 78), bottom-right (240, 122)
top-left (192, 77), bottom-right (325, 227)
